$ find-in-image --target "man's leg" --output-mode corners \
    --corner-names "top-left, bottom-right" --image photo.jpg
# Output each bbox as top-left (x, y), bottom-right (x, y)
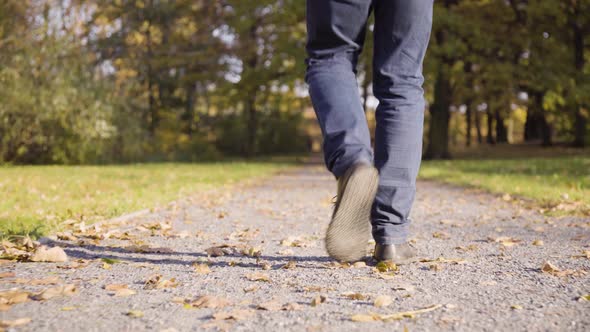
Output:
top-left (305, 0), bottom-right (373, 178)
top-left (371, 0), bottom-right (433, 250)
top-left (306, 0), bottom-right (378, 262)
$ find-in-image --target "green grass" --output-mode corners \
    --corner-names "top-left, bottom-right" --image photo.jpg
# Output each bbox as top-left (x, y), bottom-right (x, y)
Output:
top-left (0, 161), bottom-right (298, 237)
top-left (420, 156), bottom-right (590, 215)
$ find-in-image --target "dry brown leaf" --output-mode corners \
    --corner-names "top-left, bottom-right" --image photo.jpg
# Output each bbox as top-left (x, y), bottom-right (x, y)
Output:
top-left (144, 274), bottom-right (178, 289)
top-left (187, 295), bottom-right (230, 309)
top-left (205, 246), bottom-right (229, 257)
top-left (213, 309), bottom-right (255, 321)
top-left (32, 284), bottom-right (77, 301)
top-left (541, 261), bottom-right (560, 274)
top-left (351, 314), bottom-right (379, 322)
top-left (281, 261), bottom-right (297, 270)
top-left (311, 295), bottom-right (327, 307)
top-left (115, 288), bottom-right (136, 297)
top-left (282, 302), bottom-right (301, 311)
top-left (351, 304), bottom-right (443, 323)
top-left (0, 290), bottom-right (30, 305)
top-left (432, 232), bottom-right (450, 239)
top-left (532, 240), bottom-right (544, 246)
top-left (0, 272), bottom-right (15, 279)
top-left (243, 285), bottom-right (258, 293)
top-left (193, 263), bottom-right (211, 275)
top-left (105, 284), bottom-right (128, 291)
top-left (488, 236), bottom-right (521, 247)
top-left (374, 295), bottom-right (393, 308)
top-left (342, 292), bottom-right (367, 301)
top-left (429, 264), bottom-right (443, 271)
top-left (126, 310), bottom-right (144, 318)
top-left (0, 317), bottom-right (32, 328)
top-left (30, 246), bottom-right (68, 263)
top-left (245, 273), bottom-right (270, 282)
top-left (256, 300), bottom-right (282, 311)
top-left (56, 232), bottom-right (78, 241)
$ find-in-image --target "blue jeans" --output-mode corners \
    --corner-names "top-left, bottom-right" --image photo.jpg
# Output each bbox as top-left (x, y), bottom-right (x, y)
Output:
top-left (305, 0), bottom-right (433, 245)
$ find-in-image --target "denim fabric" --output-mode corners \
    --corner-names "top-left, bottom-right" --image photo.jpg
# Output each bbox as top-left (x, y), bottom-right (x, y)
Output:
top-left (305, 0), bottom-right (433, 245)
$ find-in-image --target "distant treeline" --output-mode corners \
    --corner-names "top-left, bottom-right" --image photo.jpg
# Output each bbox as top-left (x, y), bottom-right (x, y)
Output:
top-left (0, 1), bottom-right (588, 164)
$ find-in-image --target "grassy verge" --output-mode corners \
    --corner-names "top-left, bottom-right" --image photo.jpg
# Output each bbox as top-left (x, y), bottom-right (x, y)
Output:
top-left (0, 161), bottom-right (299, 237)
top-left (419, 156), bottom-right (590, 215)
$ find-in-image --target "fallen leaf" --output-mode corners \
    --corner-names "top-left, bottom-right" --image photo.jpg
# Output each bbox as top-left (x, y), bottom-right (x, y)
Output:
top-left (256, 300), bottom-right (282, 311)
top-left (342, 292), bottom-right (367, 301)
top-left (0, 290), bottom-right (30, 305)
top-left (101, 258), bottom-right (121, 264)
top-left (488, 236), bottom-right (521, 247)
top-left (144, 274), bottom-right (178, 289)
top-left (282, 302), bottom-right (301, 311)
top-left (578, 294), bottom-right (590, 302)
top-left (351, 304), bottom-right (443, 322)
top-left (61, 306), bottom-right (77, 311)
top-left (205, 246), bottom-right (230, 257)
top-left (0, 272), bottom-right (15, 278)
top-left (193, 263), bottom-right (211, 275)
top-left (126, 310), bottom-right (144, 318)
top-left (281, 261), bottom-right (297, 270)
top-left (375, 261), bottom-right (398, 273)
top-left (311, 295), bottom-right (326, 307)
top-left (105, 284), bottom-right (128, 291)
top-left (32, 285), bottom-right (77, 301)
top-left (510, 304), bottom-right (523, 310)
top-left (374, 295), bottom-right (393, 308)
top-left (243, 285), bottom-right (258, 293)
top-left (0, 317), bottom-right (32, 328)
top-left (429, 264), bottom-right (443, 271)
top-left (351, 314), bottom-right (379, 322)
top-left (532, 240), bottom-right (544, 246)
top-left (186, 295), bottom-right (230, 309)
top-left (213, 309), bottom-right (255, 320)
top-left (245, 273), bottom-right (270, 282)
top-left (30, 246), bottom-right (68, 263)
top-left (432, 232), bottom-right (450, 239)
top-left (353, 261), bottom-right (367, 268)
top-left (541, 261), bottom-right (560, 274)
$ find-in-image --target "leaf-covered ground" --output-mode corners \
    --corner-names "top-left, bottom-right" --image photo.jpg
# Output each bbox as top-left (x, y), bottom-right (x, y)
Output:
top-left (1, 165), bottom-right (589, 331)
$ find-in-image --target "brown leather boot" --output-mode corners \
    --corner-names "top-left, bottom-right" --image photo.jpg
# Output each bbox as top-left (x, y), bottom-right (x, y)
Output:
top-left (373, 243), bottom-right (417, 264)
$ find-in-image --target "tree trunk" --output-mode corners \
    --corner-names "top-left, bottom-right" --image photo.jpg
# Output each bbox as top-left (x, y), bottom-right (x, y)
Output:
top-left (146, 0), bottom-right (157, 137)
top-left (424, 67), bottom-right (452, 159)
top-left (465, 102), bottom-right (472, 147)
top-left (475, 108), bottom-right (483, 144)
top-left (572, 9), bottom-right (586, 147)
top-left (525, 91), bottom-right (552, 146)
top-left (486, 108), bottom-right (495, 145)
top-left (245, 91), bottom-right (258, 157)
top-left (495, 108), bottom-right (508, 143)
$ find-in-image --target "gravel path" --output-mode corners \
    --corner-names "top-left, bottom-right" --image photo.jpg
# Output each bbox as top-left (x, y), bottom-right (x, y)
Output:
top-left (1, 165), bottom-right (589, 331)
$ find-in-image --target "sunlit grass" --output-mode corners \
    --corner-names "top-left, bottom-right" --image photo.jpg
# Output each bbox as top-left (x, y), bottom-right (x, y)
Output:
top-left (0, 162), bottom-right (297, 236)
top-left (420, 156), bottom-right (590, 215)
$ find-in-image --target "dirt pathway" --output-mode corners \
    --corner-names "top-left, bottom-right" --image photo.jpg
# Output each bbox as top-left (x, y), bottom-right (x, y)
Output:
top-left (1, 165), bottom-right (589, 331)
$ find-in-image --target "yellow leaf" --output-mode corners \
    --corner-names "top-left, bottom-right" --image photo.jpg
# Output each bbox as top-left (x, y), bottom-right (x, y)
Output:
top-left (374, 295), bottom-right (392, 308)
